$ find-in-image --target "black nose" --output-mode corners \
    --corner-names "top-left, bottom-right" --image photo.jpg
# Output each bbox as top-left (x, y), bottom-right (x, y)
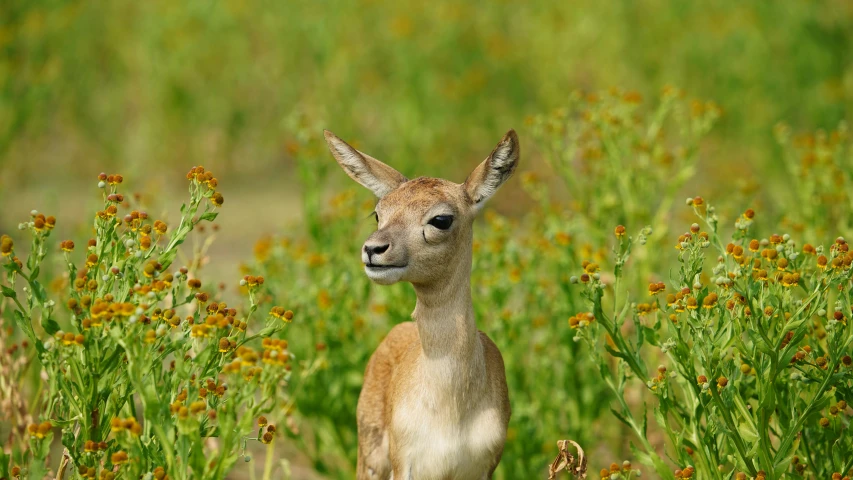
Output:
top-left (364, 243), bottom-right (390, 256)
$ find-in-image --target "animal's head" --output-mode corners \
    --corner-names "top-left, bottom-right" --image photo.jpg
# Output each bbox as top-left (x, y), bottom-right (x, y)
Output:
top-left (324, 130), bottom-right (520, 286)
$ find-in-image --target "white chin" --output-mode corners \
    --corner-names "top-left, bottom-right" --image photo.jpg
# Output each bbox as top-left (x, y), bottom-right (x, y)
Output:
top-left (364, 266), bottom-right (407, 285)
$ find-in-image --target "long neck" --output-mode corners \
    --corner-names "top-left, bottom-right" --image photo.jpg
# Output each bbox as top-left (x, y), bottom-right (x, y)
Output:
top-left (410, 240), bottom-right (484, 390)
top-left (412, 258), bottom-right (477, 358)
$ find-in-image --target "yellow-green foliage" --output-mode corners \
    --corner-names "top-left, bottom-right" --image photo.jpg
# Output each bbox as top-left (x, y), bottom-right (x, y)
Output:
top-left (0, 0), bottom-right (850, 180)
top-left (250, 93), bottom-right (852, 479)
top-left (1, 169), bottom-right (301, 479)
top-left (2, 86), bottom-right (851, 479)
top-left (2, 1), bottom-right (853, 478)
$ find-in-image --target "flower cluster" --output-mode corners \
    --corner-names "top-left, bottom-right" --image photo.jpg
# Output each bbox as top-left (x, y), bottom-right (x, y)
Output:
top-left (568, 312), bottom-right (594, 329)
top-left (258, 416), bottom-right (277, 444)
top-left (110, 416), bottom-right (142, 436)
top-left (0, 168), bottom-right (298, 479)
top-left (261, 338), bottom-right (291, 366)
top-left (270, 306), bottom-right (294, 323)
top-left (26, 421), bottom-right (53, 439)
top-left (573, 198), bottom-right (853, 479)
top-left (598, 460), bottom-right (641, 480)
top-left (186, 166), bottom-right (225, 207)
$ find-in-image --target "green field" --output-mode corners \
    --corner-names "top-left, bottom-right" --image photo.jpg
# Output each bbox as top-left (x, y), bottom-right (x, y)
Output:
top-left (1, 1), bottom-right (852, 478)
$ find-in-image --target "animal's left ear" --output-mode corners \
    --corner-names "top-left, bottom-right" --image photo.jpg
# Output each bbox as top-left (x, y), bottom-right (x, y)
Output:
top-left (463, 129), bottom-right (520, 211)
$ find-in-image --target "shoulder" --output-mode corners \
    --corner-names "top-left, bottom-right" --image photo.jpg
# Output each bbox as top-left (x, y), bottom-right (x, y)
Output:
top-left (477, 331), bottom-right (505, 365)
top-left (478, 331), bottom-right (511, 419)
top-left (379, 322), bottom-right (419, 360)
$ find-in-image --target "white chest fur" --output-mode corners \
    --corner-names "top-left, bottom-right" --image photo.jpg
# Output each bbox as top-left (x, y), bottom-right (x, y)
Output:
top-left (390, 357), bottom-right (505, 480)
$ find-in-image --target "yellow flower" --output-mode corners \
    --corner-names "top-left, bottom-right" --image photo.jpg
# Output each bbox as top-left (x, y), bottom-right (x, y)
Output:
top-left (0, 235), bottom-right (12, 256)
top-left (270, 306), bottom-right (294, 323)
top-left (218, 337), bottom-right (236, 352)
top-left (111, 451), bottom-right (128, 465)
top-left (153, 220), bottom-right (168, 235)
top-left (191, 324), bottom-right (212, 338)
top-left (28, 421), bottom-right (52, 439)
top-left (190, 401), bottom-right (207, 415)
top-left (211, 192), bottom-right (225, 207)
top-left (702, 293), bottom-right (718, 309)
top-left (749, 239), bottom-right (760, 252)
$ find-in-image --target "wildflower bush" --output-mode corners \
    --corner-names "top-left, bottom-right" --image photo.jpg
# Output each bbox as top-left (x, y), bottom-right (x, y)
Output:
top-left (243, 89), bottom-right (719, 478)
top-left (528, 86), bottom-right (720, 250)
top-left (1, 86), bottom-right (850, 480)
top-left (246, 92), bottom-right (852, 479)
top-left (0, 169), bottom-right (301, 479)
top-left (574, 201), bottom-right (853, 480)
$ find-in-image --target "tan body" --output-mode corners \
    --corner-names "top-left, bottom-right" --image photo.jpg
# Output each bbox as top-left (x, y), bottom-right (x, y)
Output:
top-left (324, 130), bottom-right (519, 480)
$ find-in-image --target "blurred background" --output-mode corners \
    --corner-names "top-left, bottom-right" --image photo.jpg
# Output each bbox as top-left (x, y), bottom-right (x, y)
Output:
top-left (1, 0), bottom-right (851, 478)
top-left (2, 0), bottom-right (851, 254)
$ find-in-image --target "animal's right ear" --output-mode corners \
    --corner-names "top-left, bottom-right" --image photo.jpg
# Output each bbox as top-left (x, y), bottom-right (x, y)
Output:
top-left (463, 129), bottom-right (520, 212)
top-left (324, 130), bottom-right (408, 198)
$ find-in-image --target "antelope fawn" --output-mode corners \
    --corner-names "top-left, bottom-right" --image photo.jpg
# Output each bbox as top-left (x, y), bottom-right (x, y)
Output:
top-left (324, 129), bottom-right (518, 480)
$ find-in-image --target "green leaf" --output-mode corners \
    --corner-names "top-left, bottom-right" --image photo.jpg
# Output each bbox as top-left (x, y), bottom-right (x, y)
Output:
top-left (0, 451), bottom-right (9, 478)
top-left (746, 330), bottom-right (772, 355)
top-left (159, 249), bottom-right (180, 270)
top-left (41, 315), bottom-right (60, 335)
top-left (199, 212), bottom-right (218, 222)
top-left (61, 427), bottom-right (76, 451)
top-left (782, 316), bottom-right (808, 332)
top-left (28, 456), bottom-right (49, 480)
top-left (636, 319), bottom-right (645, 345)
top-left (609, 407), bottom-right (633, 429)
top-left (13, 310), bottom-right (37, 347)
top-left (31, 280), bottom-right (47, 304)
top-left (653, 404), bottom-right (667, 431)
top-left (604, 344), bottom-right (627, 360)
top-left (3, 262), bottom-right (17, 274)
top-left (629, 442), bottom-right (674, 480)
top-left (629, 442), bottom-right (655, 468)
top-left (773, 436), bottom-right (799, 479)
top-left (737, 420), bottom-right (759, 444)
top-left (1, 284), bottom-right (15, 298)
top-left (642, 325), bottom-right (660, 346)
top-left (26, 253), bottom-right (36, 272)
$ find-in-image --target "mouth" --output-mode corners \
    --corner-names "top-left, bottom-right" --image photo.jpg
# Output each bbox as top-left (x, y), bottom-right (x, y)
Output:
top-left (363, 263), bottom-right (408, 284)
top-left (364, 263), bottom-right (407, 270)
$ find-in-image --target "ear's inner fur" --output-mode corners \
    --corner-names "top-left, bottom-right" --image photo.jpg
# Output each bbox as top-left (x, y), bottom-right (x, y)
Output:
top-left (464, 130), bottom-right (520, 207)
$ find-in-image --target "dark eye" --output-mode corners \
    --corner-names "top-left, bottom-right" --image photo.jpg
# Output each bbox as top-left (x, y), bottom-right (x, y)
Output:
top-left (428, 215), bottom-right (454, 230)
top-left (373, 212), bottom-right (379, 223)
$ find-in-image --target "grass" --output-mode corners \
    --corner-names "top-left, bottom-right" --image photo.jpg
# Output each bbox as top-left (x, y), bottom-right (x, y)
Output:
top-left (1, 0), bottom-right (852, 478)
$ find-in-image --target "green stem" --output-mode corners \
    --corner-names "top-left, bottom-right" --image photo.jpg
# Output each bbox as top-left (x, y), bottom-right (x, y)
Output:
top-left (773, 358), bottom-right (841, 465)
top-left (262, 441), bottom-right (275, 480)
top-left (709, 385), bottom-right (756, 475)
top-left (610, 381), bottom-right (672, 479)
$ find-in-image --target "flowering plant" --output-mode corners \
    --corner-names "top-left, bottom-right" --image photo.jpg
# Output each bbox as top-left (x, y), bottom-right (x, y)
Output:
top-left (574, 198), bottom-right (853, 480)
top-left (0, 168), bottom-right (298, 479)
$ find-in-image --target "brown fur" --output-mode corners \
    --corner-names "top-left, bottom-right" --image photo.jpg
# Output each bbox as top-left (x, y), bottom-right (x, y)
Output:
top-left (324, 129), bottom-right (519, 480)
